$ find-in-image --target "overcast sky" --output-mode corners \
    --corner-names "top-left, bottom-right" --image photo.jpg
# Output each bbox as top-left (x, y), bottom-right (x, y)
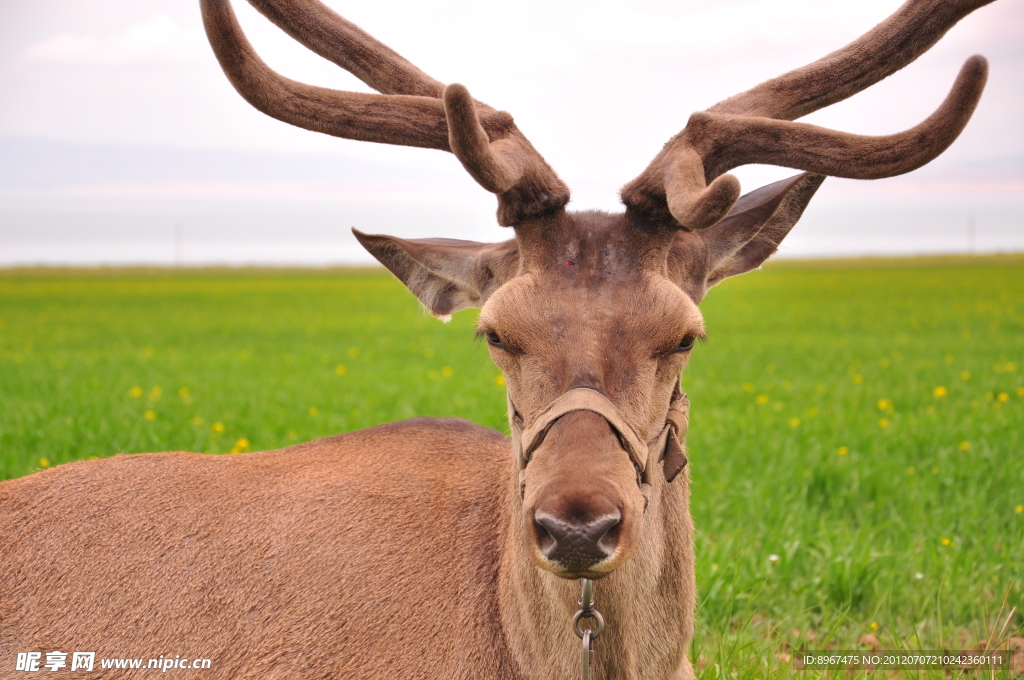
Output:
top-left (0, 0), bottom-right (1021, 260)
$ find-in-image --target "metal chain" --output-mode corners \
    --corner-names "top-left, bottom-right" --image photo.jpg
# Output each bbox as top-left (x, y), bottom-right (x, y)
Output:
top-left (572, 579), bottom-right (604, 680)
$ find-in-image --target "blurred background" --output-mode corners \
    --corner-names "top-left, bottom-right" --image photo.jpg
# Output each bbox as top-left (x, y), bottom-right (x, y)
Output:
top-left (1, 0), bottom-right (1022, 266)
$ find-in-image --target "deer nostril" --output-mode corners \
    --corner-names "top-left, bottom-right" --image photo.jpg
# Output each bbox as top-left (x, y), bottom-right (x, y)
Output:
top-left (583, 513), bottom-right (620, 546)
top-left (533, 510), bottom-right (622, 572)
top-left (533, 516), bottom-right (558, 554)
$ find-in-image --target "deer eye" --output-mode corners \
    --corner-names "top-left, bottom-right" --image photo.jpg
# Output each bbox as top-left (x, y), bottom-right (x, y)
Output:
top-left (675, 335), bottom-right (696, 353)
top-left (485, 331), bottom-right (505, 349)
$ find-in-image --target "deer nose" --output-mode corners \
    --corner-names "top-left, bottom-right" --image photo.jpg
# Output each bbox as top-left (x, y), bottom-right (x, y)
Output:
top-left (533, 509), bottom-right (622, 572)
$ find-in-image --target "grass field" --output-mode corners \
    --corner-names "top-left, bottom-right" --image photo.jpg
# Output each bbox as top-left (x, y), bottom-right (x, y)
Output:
top-left (1, 257), bottom-right (1022, 678)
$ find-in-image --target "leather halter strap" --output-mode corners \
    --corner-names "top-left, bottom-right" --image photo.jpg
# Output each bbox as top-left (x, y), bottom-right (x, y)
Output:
top-left (510, 387), bottom-right (690, 490)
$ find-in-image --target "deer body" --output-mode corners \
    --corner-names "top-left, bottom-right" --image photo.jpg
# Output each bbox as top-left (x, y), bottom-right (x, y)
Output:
top-left (2, 417), bottom-right (693, 679)
top-left (0, 0), bottom-right (998, 677)
top-left (3, 420), bottom-right (518, 678)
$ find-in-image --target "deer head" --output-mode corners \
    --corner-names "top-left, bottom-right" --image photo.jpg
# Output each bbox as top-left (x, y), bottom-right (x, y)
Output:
top-left (202, 0), bottom-right (991, 580)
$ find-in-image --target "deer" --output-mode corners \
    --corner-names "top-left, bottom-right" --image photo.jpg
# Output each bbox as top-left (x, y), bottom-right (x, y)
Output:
top-left (0, 0), bottom-right (997, 678)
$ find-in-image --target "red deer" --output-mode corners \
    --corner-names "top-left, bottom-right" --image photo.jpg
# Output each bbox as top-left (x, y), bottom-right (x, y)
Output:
top-left (0, 0), bottom-right (997, 677)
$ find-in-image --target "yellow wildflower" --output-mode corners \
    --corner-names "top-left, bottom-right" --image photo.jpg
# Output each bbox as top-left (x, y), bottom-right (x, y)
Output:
top-left (837, 446), bottom-right (849, 456)
top-left (878, 418), bottom-right (890, 429)
top-left (495, 374), bottom-right (505, 386)
top-left (144, 410), bottom-right (156, 421)
top-left (755, 394), bottom-right (769, 405)
top-left (212, 422), bottom-right (225, 433)
top-left (335, 364), bottom-right (347, 376)
top-left (933, 386), bottom-right (948, 398)
top-left (129, 386), bottom-right (143, 398)
top-left (40, 457), bottom-right (50, 468)
top-left (441, 366), bottom-right (454, 377)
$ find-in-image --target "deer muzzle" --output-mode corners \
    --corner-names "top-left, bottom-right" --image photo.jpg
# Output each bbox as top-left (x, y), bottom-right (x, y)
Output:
top-left (512, 387), bottom-right (689, 577)
top-left (522, 411), bottom-right (643, 578)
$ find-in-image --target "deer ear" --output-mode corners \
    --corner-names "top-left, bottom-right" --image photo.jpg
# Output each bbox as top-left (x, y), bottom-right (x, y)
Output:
top-left (353, 229), bottom-right (520, 320)
top-left (669, 173), bottom-right (825, 302)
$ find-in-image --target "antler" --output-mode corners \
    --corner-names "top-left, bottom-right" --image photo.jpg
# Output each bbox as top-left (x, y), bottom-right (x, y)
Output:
top-left (200, 0), bottom-right (569, 226)
top-left (622, 0), bottom-right (994, 230)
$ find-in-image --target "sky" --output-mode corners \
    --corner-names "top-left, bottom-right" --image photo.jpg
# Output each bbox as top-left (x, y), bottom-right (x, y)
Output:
top-left (0, 0), bottom-right (1021, 264)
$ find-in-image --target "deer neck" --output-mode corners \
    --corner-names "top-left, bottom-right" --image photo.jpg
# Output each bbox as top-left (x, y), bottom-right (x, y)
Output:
top-left (498, 467), bottom-right (696, 680)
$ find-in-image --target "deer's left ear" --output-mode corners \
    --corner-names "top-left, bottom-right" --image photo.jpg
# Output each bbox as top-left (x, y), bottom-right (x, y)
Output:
top-left (353, 229), bottom-right (520, 320)
top-left (668, 173), bottom-right (825, 303)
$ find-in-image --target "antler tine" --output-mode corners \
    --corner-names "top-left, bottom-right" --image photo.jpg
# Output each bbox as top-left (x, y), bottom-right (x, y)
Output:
top-left (622, 0), bottom-right (995, 231)
top-left (201, 0), bottom-right (569, 225)
top-left (709, 0), bottom-right (996, 120)
top-left (202, 0), bottom-right (450, 148)
top-left (245, 0), bottom-right (445, 99)
top-left (698, 57), bottom-right (987, 181)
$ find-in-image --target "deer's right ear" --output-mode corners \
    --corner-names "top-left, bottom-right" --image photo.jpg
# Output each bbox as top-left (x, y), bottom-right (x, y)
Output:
top-left (353, 229), bottom-right (520, 321)
top-left (668, 173), bottom-right (825, 303)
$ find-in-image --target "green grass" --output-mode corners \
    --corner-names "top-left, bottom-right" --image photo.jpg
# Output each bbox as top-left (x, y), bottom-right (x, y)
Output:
top-left (1, 257), bottom-right (1022, 678)
top-left (684, 256), bottom-right (1024, 677)
top-left (0, 267), bottom-right (509, 470)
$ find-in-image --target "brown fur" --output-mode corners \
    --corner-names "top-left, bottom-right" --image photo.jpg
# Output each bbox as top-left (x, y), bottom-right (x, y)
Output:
top-left (0, 0), bottom-right (998, 677)
top-left (2, 420), bottom-right (519, 678)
